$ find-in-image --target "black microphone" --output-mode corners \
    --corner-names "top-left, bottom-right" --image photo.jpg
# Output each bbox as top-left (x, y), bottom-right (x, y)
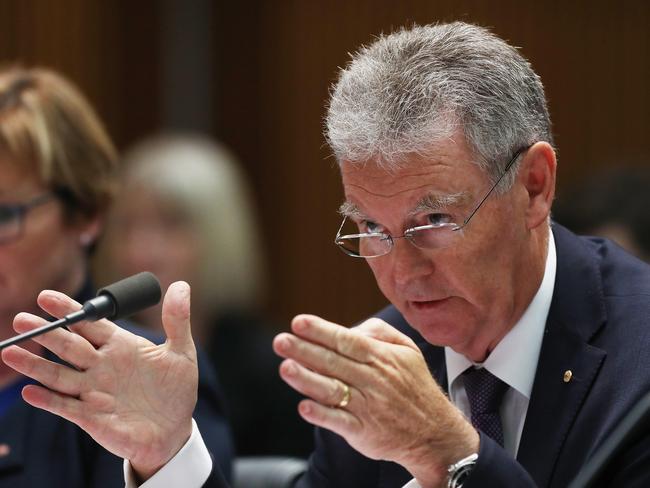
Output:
top-left (0, 272), bottom-right (162, 350)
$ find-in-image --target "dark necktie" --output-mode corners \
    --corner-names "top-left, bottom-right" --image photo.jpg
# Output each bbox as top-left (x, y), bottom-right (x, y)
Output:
top-left (462, 367), bottom-right (509, 446)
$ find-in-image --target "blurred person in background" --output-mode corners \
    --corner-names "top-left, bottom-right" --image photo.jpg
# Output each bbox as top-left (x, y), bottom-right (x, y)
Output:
top-left (553, 166), bottom-right (650, 262)
top-left (95, 134), bottom-right (314, 457)
top-left (0, 66), bottom-right (233, 487)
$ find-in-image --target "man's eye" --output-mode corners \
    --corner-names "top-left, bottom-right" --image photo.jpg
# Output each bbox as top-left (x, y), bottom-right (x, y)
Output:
top-left (363, 220), bottom-right (382, 233)
top-left (427, 213), bottom-right (452, 226)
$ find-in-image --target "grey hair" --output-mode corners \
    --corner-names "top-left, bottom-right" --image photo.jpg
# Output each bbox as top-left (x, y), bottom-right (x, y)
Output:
top-left (326, 22), bottom-right (554, 190)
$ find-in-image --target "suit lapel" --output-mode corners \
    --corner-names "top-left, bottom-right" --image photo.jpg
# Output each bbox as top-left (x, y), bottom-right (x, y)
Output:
top-left (517, 224), bottom-right (607, 486)
top-left (517, 317), bottom-right (606, 486)
top-left (418, 341), bottom-right (448, 391)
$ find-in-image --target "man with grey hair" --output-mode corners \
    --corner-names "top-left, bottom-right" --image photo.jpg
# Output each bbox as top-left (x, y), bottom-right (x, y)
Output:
top-left (272, 21), bottom-right (650, 487)
top-left (5, 20), bottom-right (650, 488)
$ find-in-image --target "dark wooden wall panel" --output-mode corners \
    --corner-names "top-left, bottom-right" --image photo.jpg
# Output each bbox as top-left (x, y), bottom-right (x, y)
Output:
top-left (0, 0), bottom-right (161, 147)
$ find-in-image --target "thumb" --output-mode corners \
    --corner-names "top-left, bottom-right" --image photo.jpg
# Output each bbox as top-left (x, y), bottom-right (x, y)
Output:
top-left (161, 281), bottom-right (195, 354)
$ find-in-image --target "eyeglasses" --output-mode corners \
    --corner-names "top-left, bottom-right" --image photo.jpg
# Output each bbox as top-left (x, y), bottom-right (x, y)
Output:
top-left (334, 146), bottom-right (530, 258)
top-left (0, 193), bottom-right (55, 245)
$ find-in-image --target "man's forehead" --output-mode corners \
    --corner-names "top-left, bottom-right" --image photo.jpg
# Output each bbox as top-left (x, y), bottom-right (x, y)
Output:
top-left (341, 161), bottom-right (456, 199)
top-left (340, 147), bottom-right (479, 187)
top-left (338, 138), bottom-right (485, 217)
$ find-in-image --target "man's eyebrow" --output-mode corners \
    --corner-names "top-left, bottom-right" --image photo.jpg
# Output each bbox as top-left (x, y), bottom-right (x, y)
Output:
top-left (338, 201), bottom-right (367, 219)
top-left (339, 192), bottom-right (471, 219)
top-left (410, 191), bottom-right (471, 216)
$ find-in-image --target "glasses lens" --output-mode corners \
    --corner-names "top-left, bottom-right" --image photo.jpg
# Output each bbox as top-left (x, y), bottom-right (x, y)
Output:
top-left (0, 206), bottom-right (21, 244)
top-left (408, 224), bottom-right (460, 250)
top-left (336, 234), bottom-right (391, 258)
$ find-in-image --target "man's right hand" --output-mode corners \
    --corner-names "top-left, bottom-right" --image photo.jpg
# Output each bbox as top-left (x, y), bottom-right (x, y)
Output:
top-left (1, 281), bottom-right (198, 481)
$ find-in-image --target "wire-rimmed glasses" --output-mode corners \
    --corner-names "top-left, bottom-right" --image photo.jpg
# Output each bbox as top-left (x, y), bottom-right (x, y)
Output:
top-left (0, 193), bottom-right (55, 245)
top-left (334, 146), bottom-right (530, 258)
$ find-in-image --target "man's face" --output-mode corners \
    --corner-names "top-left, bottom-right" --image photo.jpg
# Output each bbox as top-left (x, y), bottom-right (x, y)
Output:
top-left (340, 137), bottom-right (534, 360)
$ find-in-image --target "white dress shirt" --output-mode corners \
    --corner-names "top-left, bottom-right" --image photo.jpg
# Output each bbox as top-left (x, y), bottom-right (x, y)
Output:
top-left (403, 232), bottom-right (556, 488)
top-left (123, 419), bottom-right (212, 488)
top-left (124, 234), bottom-right (557, 488)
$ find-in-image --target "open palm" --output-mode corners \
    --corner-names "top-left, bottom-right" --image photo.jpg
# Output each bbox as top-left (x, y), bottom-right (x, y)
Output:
top-left (1, 281), bottom-right (197, 479)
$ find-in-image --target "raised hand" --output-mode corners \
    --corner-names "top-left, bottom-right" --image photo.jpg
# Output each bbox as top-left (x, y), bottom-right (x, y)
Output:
top-left (273, 315), bottom-right (479, 487)
top-left (1, 281), bottom-right (197, 481)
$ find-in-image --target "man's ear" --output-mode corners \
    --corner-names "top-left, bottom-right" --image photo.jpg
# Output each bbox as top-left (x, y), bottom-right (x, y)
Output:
top-left (519, 141), bottom-right (556, 230)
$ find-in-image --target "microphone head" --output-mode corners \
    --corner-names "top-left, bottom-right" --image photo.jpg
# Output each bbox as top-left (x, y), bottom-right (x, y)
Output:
top-left (96, 271), bottom-right (162, 320)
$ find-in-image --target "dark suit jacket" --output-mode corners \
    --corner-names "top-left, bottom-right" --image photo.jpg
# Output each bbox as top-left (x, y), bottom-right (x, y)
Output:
top-left (0, 282), bottom-right (234, 488)
top-left (292, 224), bottom-right (650, 487)
top-left (207, 310), bottom-right (314, 457)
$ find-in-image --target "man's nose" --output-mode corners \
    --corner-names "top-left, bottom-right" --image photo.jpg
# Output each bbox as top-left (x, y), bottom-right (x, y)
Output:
top-left (389, 237), bottom-right (435, 286)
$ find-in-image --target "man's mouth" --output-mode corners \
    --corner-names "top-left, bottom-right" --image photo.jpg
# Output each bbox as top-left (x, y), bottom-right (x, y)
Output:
top-left (409, 298), bottom-right (450, 310)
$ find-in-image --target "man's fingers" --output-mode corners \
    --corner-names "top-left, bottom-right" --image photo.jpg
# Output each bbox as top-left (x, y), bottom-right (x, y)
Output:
top-left (37, 290), bottom-right (115, 347)
top-left (353, 318), bottom-right (419, 350)
top-left (2, 346), bottom-right (82, 396)
top-left (36, 289), bottom-right (83, 317)
top-left (161, 282), bottom-right (195, 355)
top-left (12, 312), bottom-right (97, 370)
top-left (279, 359), bottom-right (364, 410)
top-left (296, 398), bottom-right (361, 435)
top-left (274, 332), bottom-right (367, 385)
top-left (21, 384), bottom-right (87, 428)
top-left (290, 314), bottom-right (376, 363)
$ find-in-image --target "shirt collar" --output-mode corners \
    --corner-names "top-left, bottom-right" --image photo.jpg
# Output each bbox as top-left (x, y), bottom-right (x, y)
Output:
top-left (445, 230), bottom-right (557, 398)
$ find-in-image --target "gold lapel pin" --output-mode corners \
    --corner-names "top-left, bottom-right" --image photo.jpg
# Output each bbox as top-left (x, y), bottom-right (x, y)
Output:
top-left (563, 370), bottom-right (573, 383)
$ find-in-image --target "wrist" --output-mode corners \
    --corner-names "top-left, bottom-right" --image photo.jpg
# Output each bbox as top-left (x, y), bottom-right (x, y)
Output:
top-left (131, 420), bottom-right (193, 482)
top-left (447, 453), bottom-right (478, 488)
top-left (405, 414), bottom-right (480, 487)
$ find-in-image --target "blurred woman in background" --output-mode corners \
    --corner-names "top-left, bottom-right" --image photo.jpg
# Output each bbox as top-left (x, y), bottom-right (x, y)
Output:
top-left (96, 134), bottom-right (314, 457)
top-left (96, 136), bottom-right (265, 344)
top-left (0, 67), bottom-right (233, 487)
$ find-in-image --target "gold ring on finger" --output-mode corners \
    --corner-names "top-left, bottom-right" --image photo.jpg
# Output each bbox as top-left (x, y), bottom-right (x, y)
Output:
top-left (335, 379), bottom-right (351, 408)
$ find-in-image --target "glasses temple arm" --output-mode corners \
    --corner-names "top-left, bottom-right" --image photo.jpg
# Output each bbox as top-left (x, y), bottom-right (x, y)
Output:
top-left (458, 148), bottom-right (525, 229)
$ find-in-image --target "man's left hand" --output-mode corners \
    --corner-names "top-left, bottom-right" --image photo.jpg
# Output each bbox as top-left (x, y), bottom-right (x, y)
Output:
top-left (274, 314), bottom-right (479, 488)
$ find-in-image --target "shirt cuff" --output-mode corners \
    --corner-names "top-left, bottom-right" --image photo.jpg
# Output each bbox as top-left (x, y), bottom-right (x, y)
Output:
top-left (402, 479), bottom-right (422, 488)
top-left (123, 419), bottom-right (213, 488)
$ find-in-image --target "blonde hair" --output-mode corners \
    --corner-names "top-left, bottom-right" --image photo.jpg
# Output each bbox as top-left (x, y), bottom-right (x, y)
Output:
top-left (0, 66), bottom-right (118, 218)
top-left (101, 133), bottom-right (266, 314)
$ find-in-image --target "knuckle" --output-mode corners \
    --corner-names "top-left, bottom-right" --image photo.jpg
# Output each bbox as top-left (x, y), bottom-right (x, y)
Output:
top-left (337, 330), bottom-right (371, 361)
top-left (323, 348), bottom-right (341, 375)
top-left (60, 333), bottom-right (75, 357)
top-left (326, 382), bottom-right (341, 405)
top-left (365, 317), bottom-right (388, 330)
top-left (51, 362), bottom-right (63, 386)
top-left (355, 317), bottom-right (387, 334)
top-left (339, 414), bottom-right (354, 431)
top-left (332, 327), bottom-right (347, 353)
